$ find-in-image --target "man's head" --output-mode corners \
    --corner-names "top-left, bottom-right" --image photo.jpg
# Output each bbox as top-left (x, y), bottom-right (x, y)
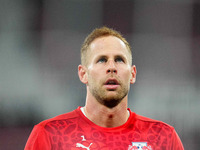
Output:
top-left (79, 27), bottom-right (136, 108)
top-left (81, 27), bottom-right (132, 66)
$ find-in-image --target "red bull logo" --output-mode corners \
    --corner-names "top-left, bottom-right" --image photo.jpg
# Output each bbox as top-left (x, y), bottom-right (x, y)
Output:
top-left (128, 142), bottom-right (152, 150)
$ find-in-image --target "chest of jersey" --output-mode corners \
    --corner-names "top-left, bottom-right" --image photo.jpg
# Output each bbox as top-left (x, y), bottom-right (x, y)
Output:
top-left (44, 118), bottom-right (171, 150)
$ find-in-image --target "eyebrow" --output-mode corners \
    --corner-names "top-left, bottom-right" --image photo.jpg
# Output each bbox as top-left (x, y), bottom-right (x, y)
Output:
top-left (114, 55), bottom-right (126, 60)
top-left (95, 55), bottom-right (107, 61)
top-left (95, 54), bottom-right (128, 62)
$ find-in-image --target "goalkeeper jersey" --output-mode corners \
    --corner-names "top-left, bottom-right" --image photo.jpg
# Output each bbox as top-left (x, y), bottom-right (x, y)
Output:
top-left (25, 107), bottom-right (184, 150)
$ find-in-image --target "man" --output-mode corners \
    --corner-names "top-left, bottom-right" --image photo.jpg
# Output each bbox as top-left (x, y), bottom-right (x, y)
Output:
top-left (25, 27), bottom-right (184, 150)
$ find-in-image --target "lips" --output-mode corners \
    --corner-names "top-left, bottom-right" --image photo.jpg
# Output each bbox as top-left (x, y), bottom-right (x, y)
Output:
top-left (105, 79), bottom-right (119, 85)
top-left (104, 78), bottom-right (120, 90)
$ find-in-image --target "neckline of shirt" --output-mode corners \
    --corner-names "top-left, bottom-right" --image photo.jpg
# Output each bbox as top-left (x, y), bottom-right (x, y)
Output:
top-left (80, 107), bottom-right (130, 119)
top-left (77, 106), bottom-right (133, 131)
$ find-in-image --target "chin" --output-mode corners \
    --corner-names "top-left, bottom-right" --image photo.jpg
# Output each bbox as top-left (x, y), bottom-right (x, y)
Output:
top-left (99, 95), bottom-right (124, 108)
top-left (102, 99), bottom-right (122, 108)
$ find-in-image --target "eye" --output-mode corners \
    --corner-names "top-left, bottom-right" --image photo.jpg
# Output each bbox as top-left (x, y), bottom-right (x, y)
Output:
top-left (115, 57), bottom-right (124, 63)
top-left (97, 57), bottom-right (107, 63)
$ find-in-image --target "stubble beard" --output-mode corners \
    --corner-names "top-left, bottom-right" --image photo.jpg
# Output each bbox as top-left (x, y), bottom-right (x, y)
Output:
top-left (89, 80), bottom-right (129, 108)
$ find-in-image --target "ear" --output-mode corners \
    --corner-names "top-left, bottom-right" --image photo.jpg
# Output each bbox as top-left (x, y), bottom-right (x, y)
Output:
top-left (130, 65), bottom-right (137, 84)
top-left (78, 65), bottom-right (88, 84)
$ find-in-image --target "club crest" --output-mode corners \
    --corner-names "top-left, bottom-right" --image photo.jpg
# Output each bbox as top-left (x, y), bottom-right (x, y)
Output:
top-left (128, 142), bottom-right (152, 150)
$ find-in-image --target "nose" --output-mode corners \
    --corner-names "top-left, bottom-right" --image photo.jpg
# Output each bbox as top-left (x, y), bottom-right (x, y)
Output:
top-left (106, 60), bottom-right (117, 74)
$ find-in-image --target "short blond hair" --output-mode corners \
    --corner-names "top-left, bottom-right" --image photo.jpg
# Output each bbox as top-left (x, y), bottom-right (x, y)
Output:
top-left (81, 26), bottom-right (132, 66)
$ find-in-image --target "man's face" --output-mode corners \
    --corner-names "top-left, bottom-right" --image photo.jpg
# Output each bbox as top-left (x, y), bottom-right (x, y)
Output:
top-left (84, 36), bottom-right (136, 108)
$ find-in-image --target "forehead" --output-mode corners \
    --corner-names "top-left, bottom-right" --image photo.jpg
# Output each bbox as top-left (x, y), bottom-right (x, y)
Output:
top-left (89, 36), bottom-right (129, 56)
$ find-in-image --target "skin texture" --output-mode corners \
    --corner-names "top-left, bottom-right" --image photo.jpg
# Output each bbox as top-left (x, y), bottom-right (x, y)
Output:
top-left (78, 36), bottom-right (137, 128)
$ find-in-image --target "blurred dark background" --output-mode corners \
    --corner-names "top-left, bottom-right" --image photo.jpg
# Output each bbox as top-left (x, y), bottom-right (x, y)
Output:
top-left (0, 0), bottom-right (199, 149)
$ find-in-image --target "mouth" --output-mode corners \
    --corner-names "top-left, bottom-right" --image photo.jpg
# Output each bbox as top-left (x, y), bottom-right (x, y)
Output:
top-left (105, 79), bottom-right (119, 85)
top-left (104, 79), bottom-right (120, 90)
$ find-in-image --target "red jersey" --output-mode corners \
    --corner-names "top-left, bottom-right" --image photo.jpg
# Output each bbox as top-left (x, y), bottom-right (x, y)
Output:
top-left (25, 107), bottom-right (184, 150)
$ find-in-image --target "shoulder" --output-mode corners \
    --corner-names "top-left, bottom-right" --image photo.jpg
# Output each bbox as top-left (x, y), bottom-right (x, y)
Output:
top-left (36, 108), bottom-right (80, 128)
top-left (132, 112), bottom-right (175, 132)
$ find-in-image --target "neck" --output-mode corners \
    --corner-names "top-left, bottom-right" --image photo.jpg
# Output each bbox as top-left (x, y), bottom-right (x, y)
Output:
top-left (83, 96), bottom-right (129, 128)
